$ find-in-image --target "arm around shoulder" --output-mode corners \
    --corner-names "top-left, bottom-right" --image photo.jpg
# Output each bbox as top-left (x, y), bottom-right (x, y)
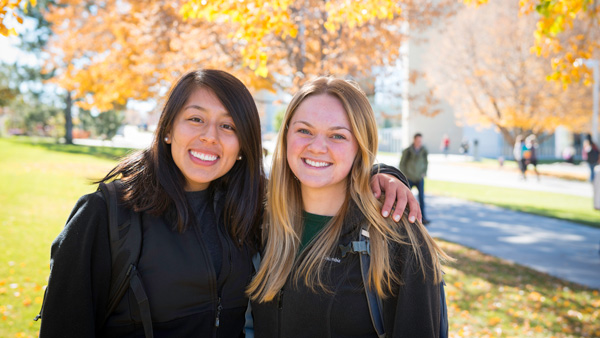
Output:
top-left (372, 163), bottom-right (409, 188)
top-left (39, 191), bottom-right (112, 337)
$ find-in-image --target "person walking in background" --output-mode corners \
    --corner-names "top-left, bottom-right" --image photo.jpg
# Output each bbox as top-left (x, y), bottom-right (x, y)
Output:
top-left (459, 138), bottom-right (469, 155)
top-left (400, 133), bottom-right (430, 224)
top-left (473, 139), bottom-right (480, 161)
top-left (524, 134), bottom-right (540, 181)
top-left (513, 135), bottom-right (526, 180)
top-left (440, 134), bottom-right (450, 157)
top-left (583, 134), bottom-right (600, 182)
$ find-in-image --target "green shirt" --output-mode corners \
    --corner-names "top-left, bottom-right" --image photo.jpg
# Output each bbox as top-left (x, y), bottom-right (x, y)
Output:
top-left (299, 211), bottom-right (333, 252)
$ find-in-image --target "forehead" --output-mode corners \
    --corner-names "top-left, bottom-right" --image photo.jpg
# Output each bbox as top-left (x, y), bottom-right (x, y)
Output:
top-left (291, 94), bottom-right (350, 126)
top-left (183, 86), bottom-right (228, 114)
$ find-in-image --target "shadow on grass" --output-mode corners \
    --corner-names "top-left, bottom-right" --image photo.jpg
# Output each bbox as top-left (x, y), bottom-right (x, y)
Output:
top-left (442, 241), bottom-right (600, 336)
top-left (8, 136), bottom-right (137, 160)
top-left (446, 241), bottom-right (594, 291)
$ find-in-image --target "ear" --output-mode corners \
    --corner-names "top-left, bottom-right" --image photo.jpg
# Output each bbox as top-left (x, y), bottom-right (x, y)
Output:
top-left (164, 133), bottom-right (172, 144)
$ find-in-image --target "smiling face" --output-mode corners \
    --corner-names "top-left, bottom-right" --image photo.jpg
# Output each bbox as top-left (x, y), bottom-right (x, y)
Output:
top-left (166, 86), bottom-right (240, 191)
top-left (286, 93), bottom-right (359, 197)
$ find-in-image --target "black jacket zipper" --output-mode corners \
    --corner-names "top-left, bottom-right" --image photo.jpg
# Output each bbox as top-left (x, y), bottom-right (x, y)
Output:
top-left (215, 296), bottom-right (223, 327)
top-left (213, 211), bottom-right (234, 329)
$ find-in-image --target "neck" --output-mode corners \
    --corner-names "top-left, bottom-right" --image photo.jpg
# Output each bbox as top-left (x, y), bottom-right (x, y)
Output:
top-left (301, 184), bottom-right (347, 216)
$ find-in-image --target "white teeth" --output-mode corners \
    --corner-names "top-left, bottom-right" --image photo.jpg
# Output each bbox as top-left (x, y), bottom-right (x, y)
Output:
top-left (304, 158), bottom-right (331, 168)
top-left (190, 151), bottom-right (218, 161)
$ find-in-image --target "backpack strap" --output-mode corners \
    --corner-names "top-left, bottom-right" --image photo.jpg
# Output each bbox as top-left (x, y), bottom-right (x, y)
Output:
top-left (99, 181), bottom-right (154, 338)
top-left (339, 225), bottom-right (449, 338)
top-left (439, 276), bottom-right (449, 338)
top-left (339, 225), bottom-right (386, 338)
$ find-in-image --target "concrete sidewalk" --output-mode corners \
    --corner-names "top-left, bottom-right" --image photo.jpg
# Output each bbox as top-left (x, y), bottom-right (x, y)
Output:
top-left (425, 195), bottom-right (600, 290)
top-left (377, 153), bottom-right (592, 198)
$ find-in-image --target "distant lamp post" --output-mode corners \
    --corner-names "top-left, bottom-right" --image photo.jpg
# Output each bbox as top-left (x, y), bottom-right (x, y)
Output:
top-left (574, 58), bottom-right (599, 143)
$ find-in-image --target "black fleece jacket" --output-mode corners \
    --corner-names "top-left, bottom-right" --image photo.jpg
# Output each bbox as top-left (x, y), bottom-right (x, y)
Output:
top-left (38, 187), bottom-right (254, 338)
top-left (252, 193), bottom-right (441, 337)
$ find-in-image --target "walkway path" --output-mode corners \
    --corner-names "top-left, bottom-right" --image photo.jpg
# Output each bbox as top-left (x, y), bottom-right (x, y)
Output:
top-left (377, 153), bottom-right (592, 198)
top-left (426, 195), bottom-right (600, 290)
top-left (271, 151), bottom-right (599, 288)
top-left (375, 153), bottom-right (599, 289)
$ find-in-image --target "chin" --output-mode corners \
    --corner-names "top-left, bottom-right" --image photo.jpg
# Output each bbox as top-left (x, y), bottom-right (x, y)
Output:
top-left (300, 180), bottom-right (332, 189)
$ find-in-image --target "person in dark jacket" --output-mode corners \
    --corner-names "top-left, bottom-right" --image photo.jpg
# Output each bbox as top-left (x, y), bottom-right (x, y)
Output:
top-left (524, 134), bottom-right (540, 181)
top-left (37, 70), bottom-right (421, 337)
top-left (249, 77), bottom-right (451, 338)
top-left (400, 132), bottom-right (430, 224)
top-left (584, 134), bottom-right (600, 182)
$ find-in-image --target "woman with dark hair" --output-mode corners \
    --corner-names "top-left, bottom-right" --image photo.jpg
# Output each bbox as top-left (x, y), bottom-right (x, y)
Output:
top-left (38, 69), bottom-right (265, 337)
top-left (37, 69), bottom-right (419, 337)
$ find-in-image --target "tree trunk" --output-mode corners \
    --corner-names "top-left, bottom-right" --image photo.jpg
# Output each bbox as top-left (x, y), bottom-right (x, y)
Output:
top-left (64, 91), bottom-right (73, 144)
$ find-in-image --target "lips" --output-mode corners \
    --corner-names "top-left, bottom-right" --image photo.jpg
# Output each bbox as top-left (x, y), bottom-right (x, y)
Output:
top-left (303, 158), bottom-right (332, 168)
top-left (190, 150), bottom-right (219, 162)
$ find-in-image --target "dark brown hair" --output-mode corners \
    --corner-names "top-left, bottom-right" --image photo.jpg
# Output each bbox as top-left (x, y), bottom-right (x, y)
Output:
top-left (100, 69), bottom-right (265, 248)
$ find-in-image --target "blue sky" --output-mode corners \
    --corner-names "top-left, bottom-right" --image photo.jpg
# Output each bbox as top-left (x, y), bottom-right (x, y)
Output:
top-left (1, 13), bottom-right (39, 66)
top-left (0, 37), bottom-right (40, 66)
top-left (0, 37), bottom-right (20, 63)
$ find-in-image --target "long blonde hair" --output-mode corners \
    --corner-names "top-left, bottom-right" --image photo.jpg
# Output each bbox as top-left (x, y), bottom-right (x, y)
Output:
top-left (248, 77), bottom-right (449, 302)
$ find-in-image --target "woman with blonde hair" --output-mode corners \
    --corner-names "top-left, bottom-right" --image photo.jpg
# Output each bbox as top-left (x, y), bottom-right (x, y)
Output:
top-left (249, 77), bottom-right (450, 337)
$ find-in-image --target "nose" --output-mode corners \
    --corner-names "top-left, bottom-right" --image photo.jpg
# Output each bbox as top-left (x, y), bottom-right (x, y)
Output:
top-left (199, 122), bottom-right (218, 143)
top-left (307, 134), bottom-right (327, 154)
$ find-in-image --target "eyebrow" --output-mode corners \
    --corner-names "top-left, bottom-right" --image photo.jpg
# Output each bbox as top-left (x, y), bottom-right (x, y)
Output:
top-left (292, 120), bottom-right (352, 132)
top-left (184, 105), bottom-right (231, 117)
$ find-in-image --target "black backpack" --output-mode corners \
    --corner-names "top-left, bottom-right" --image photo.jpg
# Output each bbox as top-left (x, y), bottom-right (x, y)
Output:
top-left (98, 181), bottom-right (154, 338)
top-left (35, 181), bottom-right (155, 337)
top-left (340, 224), bottom-right (449, 338)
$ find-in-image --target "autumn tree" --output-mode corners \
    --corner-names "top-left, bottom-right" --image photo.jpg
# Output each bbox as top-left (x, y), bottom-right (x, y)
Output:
top-left (180, 0), bottom-right (455, 91)
top-left (43, 0), bottom-right (455, 116)
top-left (428, 0), bottom-right (591, 145)
top-left (465, 0), bottom-right (599, 85)
top-left (44, 0), bottom-right (271, 113)
top-left (0, 0), bottom-right (36, 36)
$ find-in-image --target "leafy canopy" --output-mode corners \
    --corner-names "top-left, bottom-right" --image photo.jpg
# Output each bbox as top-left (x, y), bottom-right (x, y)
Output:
top-left (0, 0), bottom-right (36, 36)
top-left (43, 0), bottom-right (453, 112)
top-left (465, 0), bottom-right (599, 86)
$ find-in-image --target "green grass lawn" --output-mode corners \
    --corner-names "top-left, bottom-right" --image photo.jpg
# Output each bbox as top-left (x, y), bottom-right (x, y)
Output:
top-left (0, 138), bottom-right (116, 337)
top-left (441, 241), bottom-right (600, 338)
top-left (427, 180), bottom-right (600, 229)
top-left (0, 138), bottom-right (598, 337)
